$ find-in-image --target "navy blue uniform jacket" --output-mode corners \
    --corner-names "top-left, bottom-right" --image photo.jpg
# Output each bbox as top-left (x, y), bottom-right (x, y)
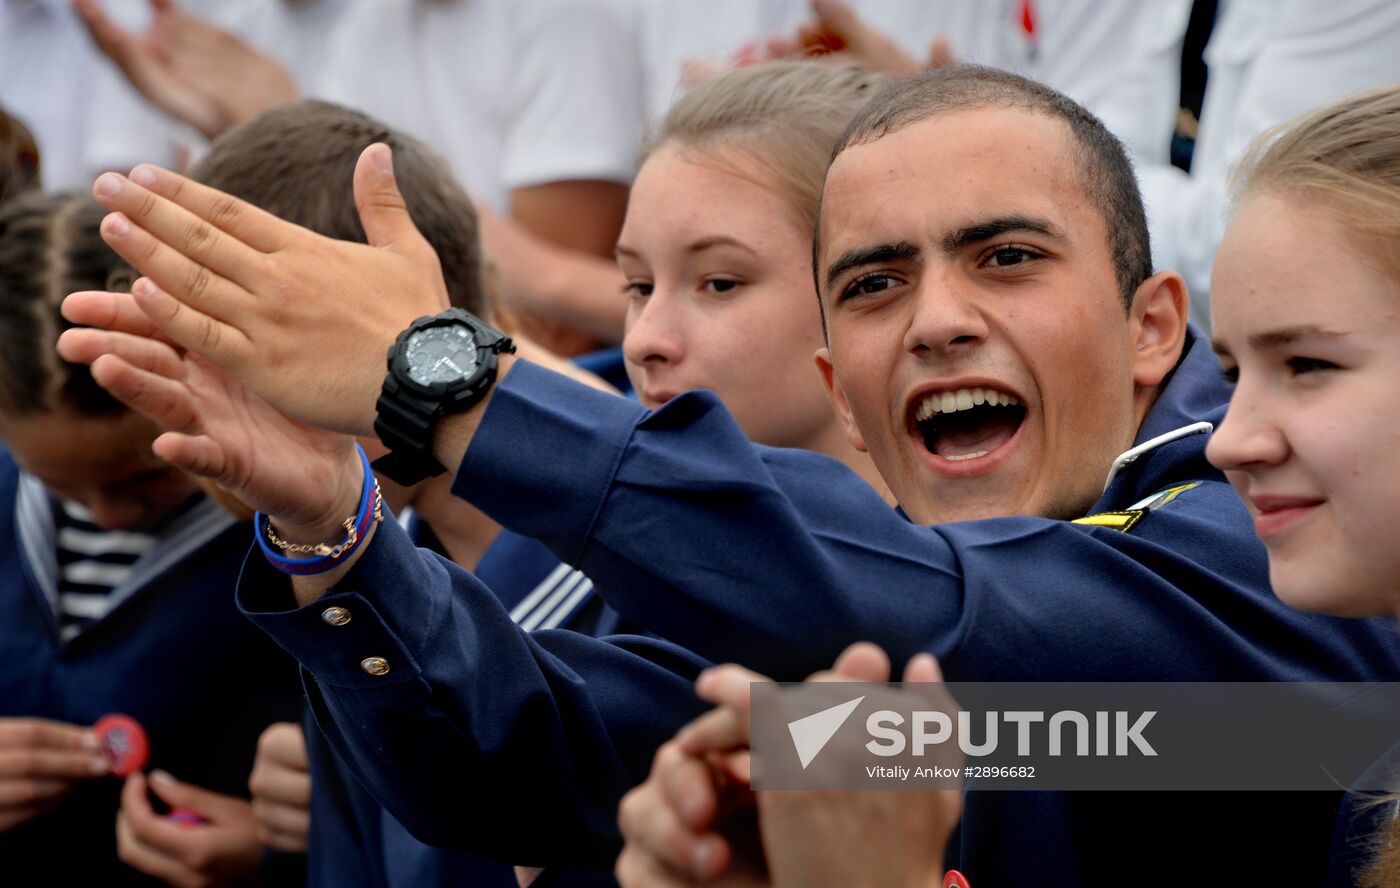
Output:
top-left (240, 330), bottom-right (1400, 885)
top-left (0, 448), bottom-right (304, 885)
top-left (302, 525), bottom-right (642, 886)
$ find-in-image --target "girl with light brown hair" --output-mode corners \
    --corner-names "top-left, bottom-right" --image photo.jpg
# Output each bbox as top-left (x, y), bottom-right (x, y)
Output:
top-left (1205, 83), bottom-right (1400, 888)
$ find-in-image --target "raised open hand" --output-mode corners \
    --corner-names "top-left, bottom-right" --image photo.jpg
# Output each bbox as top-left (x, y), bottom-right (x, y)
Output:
top-left (84, 143), bottom-right (451, 438)
top-left (74, 0), bottom-right (298, 140)
top-left (57, 295), bottom-right (360, 533)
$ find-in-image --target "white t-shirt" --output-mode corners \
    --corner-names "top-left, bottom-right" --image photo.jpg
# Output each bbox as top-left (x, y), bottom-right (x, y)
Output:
top-left (0, 0), bottom-right (187, 190)
top-left (209, 0), bottom-right (350, 93)
top-left (311, 0), bottom-right (644, 213)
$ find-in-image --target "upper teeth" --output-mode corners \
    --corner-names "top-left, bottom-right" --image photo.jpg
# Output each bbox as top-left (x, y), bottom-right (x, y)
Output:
top-left (916, 387), bottom-right (1021, 421)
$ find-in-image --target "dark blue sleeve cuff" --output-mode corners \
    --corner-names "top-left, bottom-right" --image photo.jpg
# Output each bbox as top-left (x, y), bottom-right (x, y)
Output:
top-left (236, 516), bottom-right (445, 689)
top-left (453, 360), bottom-right (648, 565)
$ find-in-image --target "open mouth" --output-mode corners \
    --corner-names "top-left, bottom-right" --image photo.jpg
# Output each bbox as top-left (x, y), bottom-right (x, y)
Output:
top-left (911, 386), bottom-right (1027, 465)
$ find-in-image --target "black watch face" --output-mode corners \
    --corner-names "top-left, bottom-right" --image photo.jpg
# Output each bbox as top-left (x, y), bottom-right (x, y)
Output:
top-left (404, 324), bottom-right (480, 386)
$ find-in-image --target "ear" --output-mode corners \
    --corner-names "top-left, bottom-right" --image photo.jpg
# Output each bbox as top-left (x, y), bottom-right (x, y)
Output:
top-left (815, 346), bottom-right (868, 453)
top-left (1127, 270), bottom-right (1189, 389)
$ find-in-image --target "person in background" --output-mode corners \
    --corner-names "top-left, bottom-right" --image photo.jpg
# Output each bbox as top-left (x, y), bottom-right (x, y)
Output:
top-left (616, 62), bottom-right (889, 493)
top-left (72, 0), bottom-right (301, 145)
top-left (0, 190), bottom-right (303, 885)
top-left (641, 0), bottom-right (1187, 169)
top-left (0, 0), bottom-right (189, 189)
top-left (0, 105), bottom-right (40, 206)
top-left (1129, 0), bottom-right (1400, 328)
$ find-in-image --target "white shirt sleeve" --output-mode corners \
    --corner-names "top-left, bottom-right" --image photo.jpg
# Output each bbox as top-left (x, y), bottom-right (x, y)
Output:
top-left (1140, 0), bottom-right (1400, 327)
top-left (1049, 0), bottom-right (1191, 168)
top-left (500, 0), bottom-right (645, 190)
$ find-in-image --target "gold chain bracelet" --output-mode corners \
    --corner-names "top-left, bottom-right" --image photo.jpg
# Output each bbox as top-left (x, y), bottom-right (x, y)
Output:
top-left (265, 478), bottom-right (385, 559)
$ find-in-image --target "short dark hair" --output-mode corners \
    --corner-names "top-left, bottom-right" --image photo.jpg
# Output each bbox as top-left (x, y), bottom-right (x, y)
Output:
top-left (190, 99), bottom-right (488, 316)
top-left (0, 192), bottom-right (130, 417)
top-left (0, 106), bottom-right (40, 208)
top-left (815, 65), bottom-right (1152, 314)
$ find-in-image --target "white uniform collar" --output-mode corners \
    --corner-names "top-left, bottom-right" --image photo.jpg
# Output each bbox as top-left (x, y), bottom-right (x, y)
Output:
top-left (1101, 421), bottom-right (1214, 493)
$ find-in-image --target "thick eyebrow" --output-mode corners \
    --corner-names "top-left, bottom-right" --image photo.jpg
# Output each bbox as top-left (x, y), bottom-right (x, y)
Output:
top-left (941, 215), bottom-right (1062, 253)
top-left (1245, 325), bottom-right (1348, 351)
top-left (1211, 325), bottom-right (1350, 357)
top-left (615, 235), bottom-right (757, 262)
top-left (823, 240), bottom-right (920, 291)
top-left (687, 235), bottom-right (757, 255)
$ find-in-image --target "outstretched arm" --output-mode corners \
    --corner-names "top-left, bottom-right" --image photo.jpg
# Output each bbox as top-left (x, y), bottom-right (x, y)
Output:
top-left (57, 292), bottom-right (711, 864)
top-left (74, 0), bottom-right (299, 140)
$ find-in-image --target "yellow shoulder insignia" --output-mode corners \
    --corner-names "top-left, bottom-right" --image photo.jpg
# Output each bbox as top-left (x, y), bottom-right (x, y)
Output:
top-left (1074, 482), bottom-right (1204, 533)
top-left (1072, 510), bottom-right (1146, 533)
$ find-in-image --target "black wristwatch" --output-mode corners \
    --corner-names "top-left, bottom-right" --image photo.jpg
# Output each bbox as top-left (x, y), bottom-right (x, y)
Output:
top-left (371, 308), bottom-right (515, 486)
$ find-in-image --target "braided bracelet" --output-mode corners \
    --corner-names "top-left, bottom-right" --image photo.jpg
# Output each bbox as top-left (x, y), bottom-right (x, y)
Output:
top-left (255, 444), bottom-right (385, 576)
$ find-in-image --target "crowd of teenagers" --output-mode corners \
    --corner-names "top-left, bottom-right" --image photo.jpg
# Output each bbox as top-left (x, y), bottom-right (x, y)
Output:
top-left (2, 1), bottom-right (1399, 886)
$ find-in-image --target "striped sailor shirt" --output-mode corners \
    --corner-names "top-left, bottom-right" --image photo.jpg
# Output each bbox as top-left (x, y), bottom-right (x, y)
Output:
top-left (53, 499), bottom-right (155, 643)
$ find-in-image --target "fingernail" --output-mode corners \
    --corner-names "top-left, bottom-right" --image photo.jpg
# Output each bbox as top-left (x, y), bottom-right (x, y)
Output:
top-left (132, 278), bottom-right (155, 298)
top-left (103, 213), bottom-right (129, 237)
top-left (90, 756), bottom-right (109, 774)
top-left (131, 166), bottom-right (156, 187)
top-left (95, 173), bottom-right (123, 197)
top-left (372, 144), bottom-right (392, 174)
top-left (692, 839), bottom-right (716, 876)
top-left (80, 731), bottom-right (99, 751)
top-left (682, 792), bottom-right (707, 825)
top-left (150, 769), bottom-right (175, 787)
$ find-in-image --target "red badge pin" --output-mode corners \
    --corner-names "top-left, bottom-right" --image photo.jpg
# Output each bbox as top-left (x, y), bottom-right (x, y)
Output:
top-left (944, 871), bottom-right (972, 888)
top-left (93, 713), bottom-right (149, 777)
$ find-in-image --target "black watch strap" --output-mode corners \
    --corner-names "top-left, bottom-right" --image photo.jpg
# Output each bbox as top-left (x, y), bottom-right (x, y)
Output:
top-left (371, 375), bottom-right (448, 485)
top-left (371, 309), bottom-right (515, 488)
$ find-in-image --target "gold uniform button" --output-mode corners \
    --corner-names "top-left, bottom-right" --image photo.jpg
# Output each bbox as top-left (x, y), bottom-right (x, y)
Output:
top-left (321, 606), bottom-right (352, 627)
top-left (360, 656), bottom-right (391, 677)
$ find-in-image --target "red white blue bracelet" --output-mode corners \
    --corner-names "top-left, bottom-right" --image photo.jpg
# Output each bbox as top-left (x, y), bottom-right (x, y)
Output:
top-left (255, 444), bottom-right (384, 575)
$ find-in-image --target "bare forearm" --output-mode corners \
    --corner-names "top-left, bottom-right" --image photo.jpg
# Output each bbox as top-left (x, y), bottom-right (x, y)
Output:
top-left (532, 248), bottom-right (628, 342)
top-left (481, 208), bottom-right (627, 342)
